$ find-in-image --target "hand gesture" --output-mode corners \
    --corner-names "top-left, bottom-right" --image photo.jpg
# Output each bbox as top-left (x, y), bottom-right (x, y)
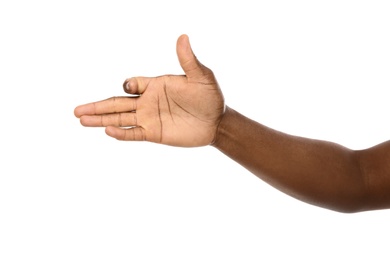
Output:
top-left (74, 34), bottom-right (225, 147)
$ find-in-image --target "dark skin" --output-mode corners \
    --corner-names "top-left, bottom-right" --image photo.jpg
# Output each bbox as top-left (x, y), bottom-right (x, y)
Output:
top-left (74, 34), bottom-right (390, 213)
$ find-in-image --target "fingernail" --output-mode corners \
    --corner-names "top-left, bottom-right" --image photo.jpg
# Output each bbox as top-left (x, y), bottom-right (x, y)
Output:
top-left (123, 79), bottom-right (130, 91)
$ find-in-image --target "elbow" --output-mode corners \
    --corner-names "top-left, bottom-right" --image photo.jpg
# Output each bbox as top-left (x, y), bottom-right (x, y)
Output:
top-left (326, 150), bottom-right (377, 214)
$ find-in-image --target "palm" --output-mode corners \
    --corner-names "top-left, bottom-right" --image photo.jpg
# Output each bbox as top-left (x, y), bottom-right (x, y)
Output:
top-left (135, 74), bottom-right (224, 146)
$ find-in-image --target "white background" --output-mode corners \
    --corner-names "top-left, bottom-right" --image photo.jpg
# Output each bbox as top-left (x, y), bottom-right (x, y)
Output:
top-left (1, 1), bottom-right (390, 259)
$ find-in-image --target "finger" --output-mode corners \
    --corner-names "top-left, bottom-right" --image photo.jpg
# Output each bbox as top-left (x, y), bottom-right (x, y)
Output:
top-left (123, 77), bottom-right (152, 95)
top-left (80, 112), bottom-right (137, 127)
top-left (105, 126), bottom-right (146, 141)
top-left (74, 96), bottom-right (137, 118)
top-left (176, 34), bottom-right (207, 79)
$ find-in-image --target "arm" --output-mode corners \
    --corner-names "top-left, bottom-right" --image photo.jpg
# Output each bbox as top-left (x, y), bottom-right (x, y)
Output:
top-left (213, 107), bottom-right (390, 213)
top-left (75, 34), bottom-right (390, 213)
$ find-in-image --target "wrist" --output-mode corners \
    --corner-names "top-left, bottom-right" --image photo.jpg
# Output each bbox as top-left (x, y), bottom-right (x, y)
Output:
top-left (211, 106), bottom-right (235, 148)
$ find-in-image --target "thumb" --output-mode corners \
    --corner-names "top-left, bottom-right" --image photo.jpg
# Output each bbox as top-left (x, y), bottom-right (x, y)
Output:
top-left (176, 34), bottom-right (207, 79)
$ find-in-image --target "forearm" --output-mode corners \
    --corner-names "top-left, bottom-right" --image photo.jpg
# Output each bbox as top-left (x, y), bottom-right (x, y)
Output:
top-left (212, 106), bottom-right (370, 213)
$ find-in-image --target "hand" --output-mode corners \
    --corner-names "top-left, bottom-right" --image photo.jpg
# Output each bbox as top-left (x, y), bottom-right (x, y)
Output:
top-left (74, 34), bottom-right (225, 147)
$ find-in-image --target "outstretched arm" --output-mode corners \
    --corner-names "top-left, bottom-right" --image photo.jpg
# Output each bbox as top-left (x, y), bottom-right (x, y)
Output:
top-left (212, 107), bottom-right (390, 213)
top-left (75, 34), bottom-right (390, 213)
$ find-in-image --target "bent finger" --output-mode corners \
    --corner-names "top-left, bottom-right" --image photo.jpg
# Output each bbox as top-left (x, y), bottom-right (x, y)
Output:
top-left (105, 126), bottom-right (146, 141)
top-left (123, 77), bottom-right (153, 95)
top-left (74, 96), bottom-right (137, 118)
